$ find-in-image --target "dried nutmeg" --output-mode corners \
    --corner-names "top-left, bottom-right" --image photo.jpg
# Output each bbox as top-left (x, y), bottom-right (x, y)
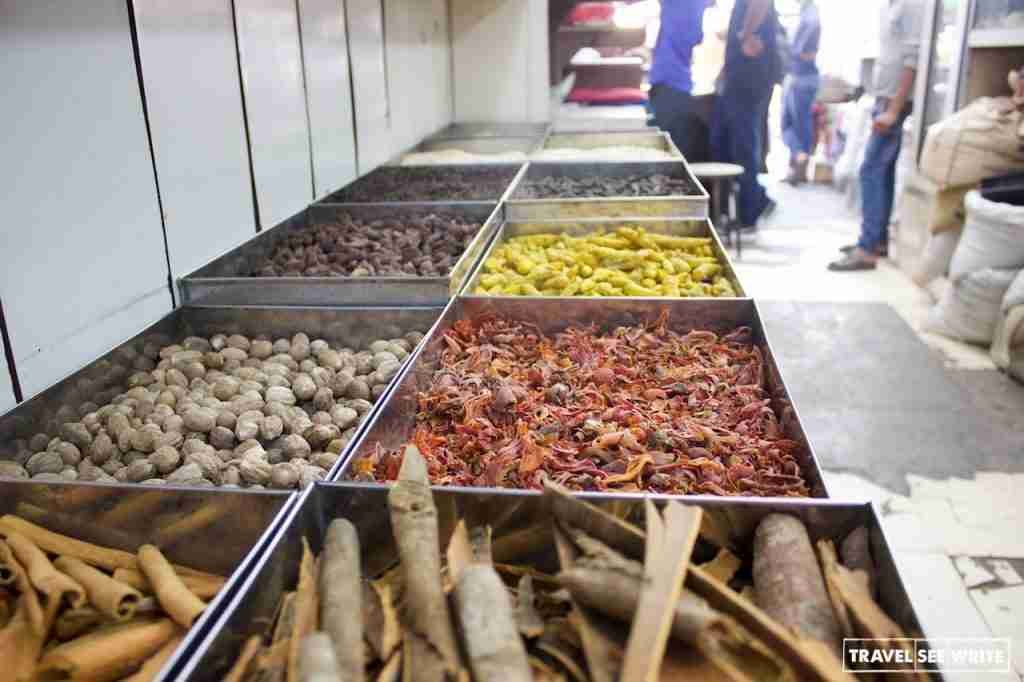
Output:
top-left (546, 383), bottom-right (570, 405)
top-left (493, 385), bottom-right (517, 412)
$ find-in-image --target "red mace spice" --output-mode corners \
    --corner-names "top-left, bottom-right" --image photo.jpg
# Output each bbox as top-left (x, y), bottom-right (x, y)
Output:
top-left (348, 312), bottom-right (810, 496)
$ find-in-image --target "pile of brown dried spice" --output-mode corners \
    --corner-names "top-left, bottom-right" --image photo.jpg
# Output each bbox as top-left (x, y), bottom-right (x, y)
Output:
top-left (348, 312), bottom-right (809, 496)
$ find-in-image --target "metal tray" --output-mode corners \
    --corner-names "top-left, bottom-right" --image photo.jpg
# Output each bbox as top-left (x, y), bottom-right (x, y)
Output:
top-left (551, 117), bottom-right (656, 133)
top-left (506, 160), bottom-right (709, 221)
top-left (0, 479), bottom-right (292, 682)
top-left (179, 203), bottom-right (501, 306)
top-left (462, 218), bottom-right (745, 299)
top-left (334, 298), bottom-right (827, 498)
top-left (0, 305), bottom-right (446, 489)
top-left (175, 482), bottom-right (929, 681)
top-left (534, 131), bottom-right (683, 161)
top-left (390, 136), bottom-right (542, 166)
top-left (427, 121), bottom-right (550, 140)
top-left (318, 164), bottom-right (526, 206)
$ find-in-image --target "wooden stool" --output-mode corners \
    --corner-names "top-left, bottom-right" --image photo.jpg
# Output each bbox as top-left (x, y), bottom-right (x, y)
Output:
top-left (689, 162), bottom-right (744, 258)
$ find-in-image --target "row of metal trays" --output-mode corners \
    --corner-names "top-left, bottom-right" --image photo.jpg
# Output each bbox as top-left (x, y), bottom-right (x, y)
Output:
top-left (0, 121), bottom-right (934, 678)
top-left (0, 299), bottom-right (820, 496)
top-left (389, 130), bottom-right (684, 166)
top-left (0, 479), bottom-right (926, 680)
top-left (181, 209), bottom-right (739, 307)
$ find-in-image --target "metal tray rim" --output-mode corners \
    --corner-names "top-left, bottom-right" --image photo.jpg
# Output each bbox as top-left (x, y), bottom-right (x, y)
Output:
top-left (332, 298), bottom-right (828, 499)
top-left (164, 485), bottom-right (314, 680)
top-left (175, 482), bottom-right (935, 681)
top-left (316, 164), bottom-right (527, 207)
top-left (179, 202), bottom-right (504, 307)
top-left (458, 216), bottom-right (745, 299)
top-left (536, 130), bottom-right (683, 161)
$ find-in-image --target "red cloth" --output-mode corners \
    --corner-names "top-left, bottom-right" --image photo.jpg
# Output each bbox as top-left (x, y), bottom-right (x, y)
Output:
top-left (565, 2), bottom-right (616, 26)
top-left (565, 86), bottom-right (648, 104)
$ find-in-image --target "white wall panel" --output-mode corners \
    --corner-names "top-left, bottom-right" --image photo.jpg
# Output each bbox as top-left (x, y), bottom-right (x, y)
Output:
top-left (451, 0), bottom-right (549, 123)
top-left (298, 0), bottom-right (358, 196)
top-left (0, 0), bottom-right (172, 399)
top-left (133, 0), bottom-right (257, 277)
top-left (384, 0), bottom-right (452, 154)
top-left (345, 0), bottom-right (392, 173)
top-left (0, 335), bottom-right (15, 414)
top-left (234, 0), bottom-right (313, 226)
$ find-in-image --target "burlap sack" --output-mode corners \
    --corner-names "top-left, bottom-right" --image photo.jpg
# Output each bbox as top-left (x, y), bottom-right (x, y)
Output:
top-left (920, 97), bottom-right (1024, 190)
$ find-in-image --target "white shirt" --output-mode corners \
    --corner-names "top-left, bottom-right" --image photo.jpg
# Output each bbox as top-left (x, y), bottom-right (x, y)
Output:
top-left (872, 0), bottom-right (924, 99)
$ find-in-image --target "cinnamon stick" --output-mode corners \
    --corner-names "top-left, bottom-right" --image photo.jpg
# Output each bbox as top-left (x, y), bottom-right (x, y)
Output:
top-left (137, 545), bottom-right (207, 629)
top-left (121, 631), bottom-right (184, 682)
top-left (319, 519), bottom-right (363, 682)
top-left (54, 556), bottom-right (143, 622)
top-left (223, 634), bottom-right (262, 682)
top-left (6, 531), bottom-right (86, 610)
top-left (453, 564), bottom-right (532, 682)
top-left (37, 618), bottom-right (178, 682)
top-left (287, 538), bottom-right (318, 682)
top-left (753, 514), bottom-right (842, 654)
top-left (111, 567), bottom-right (224, 600)
top-left (388, 446), bottom-right (461, 681)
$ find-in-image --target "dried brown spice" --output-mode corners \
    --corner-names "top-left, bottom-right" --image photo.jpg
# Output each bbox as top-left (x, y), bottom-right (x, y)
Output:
top-left (218, 480), bottom-right (922, 682)
top-left (326, 166), bottom-right (519, 203)
top-left (516, 173), bottom-right (697, 199)
top-left (349, 313), bottom-right (810, 497)
top-left (250, 213), bottom-right (482, 279)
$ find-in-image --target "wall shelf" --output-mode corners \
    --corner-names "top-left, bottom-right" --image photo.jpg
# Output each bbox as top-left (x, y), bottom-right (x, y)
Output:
top-left (967, 27), bottom-right (1024, 49)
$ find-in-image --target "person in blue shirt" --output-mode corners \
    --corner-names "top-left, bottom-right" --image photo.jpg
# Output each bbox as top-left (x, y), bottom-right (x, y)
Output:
top-left (711, 0), bottom-right (780, 234)
top-left (781, 0), bottom-right (821, 185)
top-left (649, 0), bottom-right (714, 159)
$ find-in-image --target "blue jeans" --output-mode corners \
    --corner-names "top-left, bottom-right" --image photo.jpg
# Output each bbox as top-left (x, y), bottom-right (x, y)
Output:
top-left (650, 84), bottom-right (700, 160)
top-left (781, 74), bottom-right (819, 160)
top-left (711, 85), bottom-right (773, 226)
top-left (857, 99), bottom-right (909, 252)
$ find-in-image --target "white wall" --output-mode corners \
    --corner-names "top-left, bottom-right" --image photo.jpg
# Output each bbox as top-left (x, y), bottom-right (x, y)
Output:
top-left (234, 0), bottom-right (315, 227)
top-left (0, 0), bottom-right (504, 403)
top-left (133, 0), bottom-right (257, 277)
top-left (0, 332), bottom-right (15, 414)
top-left (384, 0), bottom-right (453, 153)
top-left (0, 0), bottom-right (174, 399)
top-left (451, 0), bottom-right (549, 123)
top-left (346, 0), bottom-right (392, 173)
top-left (298, 0), bottom-right (359, 197)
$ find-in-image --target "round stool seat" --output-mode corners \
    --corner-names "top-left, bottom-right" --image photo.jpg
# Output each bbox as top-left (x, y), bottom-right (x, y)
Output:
top-left (688, 162), bottom-right (744, 178)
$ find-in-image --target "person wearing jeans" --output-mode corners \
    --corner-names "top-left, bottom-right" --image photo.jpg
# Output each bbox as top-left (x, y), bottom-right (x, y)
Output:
top-left (781, 0), bottom-right (821, 184)
top-left (649, 0), bottom-right (714, 160)
top-left (830, 0), bottom-right (923, 271)
top-left (712, 0), bottom-right (779, 232)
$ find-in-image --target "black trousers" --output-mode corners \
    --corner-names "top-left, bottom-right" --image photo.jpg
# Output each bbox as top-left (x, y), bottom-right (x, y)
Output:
top-left (650, 84), bottom-right (706, 161)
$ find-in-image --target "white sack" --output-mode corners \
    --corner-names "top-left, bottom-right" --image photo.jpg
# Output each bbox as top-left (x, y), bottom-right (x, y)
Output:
top-left (912, 228), bottom-right (962, 287)
top-left (926, 267), bottom-right (1019, 345)
top-left (949, 191), bottom-right (1024, 281)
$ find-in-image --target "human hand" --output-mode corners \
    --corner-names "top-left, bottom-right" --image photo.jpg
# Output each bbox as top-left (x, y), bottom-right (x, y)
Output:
top-left (741, 33), bottom-right (764, 57)
top-left (872, 109), bottom-right (899, 133)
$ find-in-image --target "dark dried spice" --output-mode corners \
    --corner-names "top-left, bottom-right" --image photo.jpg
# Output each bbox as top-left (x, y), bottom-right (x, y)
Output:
top-left (348, 313), bottom-right (810, 497)
top-left (249, 212), bottom-right (482, 278)
top-left (516, 173), bottom-right (697, 200)
top-left (326, 166), bottom-right (519, 203)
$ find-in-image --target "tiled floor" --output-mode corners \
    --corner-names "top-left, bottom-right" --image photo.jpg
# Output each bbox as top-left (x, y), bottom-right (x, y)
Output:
top-left (739, 176), bottom-right (1024, 681)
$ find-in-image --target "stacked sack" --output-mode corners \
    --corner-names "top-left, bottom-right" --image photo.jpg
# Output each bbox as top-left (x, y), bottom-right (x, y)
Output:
top-left (991, 271), bottom-right (1024, 382)
top-left (915, 76), bottom-right (1024, 285)
top-left (926, 192), bottom-right (1024, 365)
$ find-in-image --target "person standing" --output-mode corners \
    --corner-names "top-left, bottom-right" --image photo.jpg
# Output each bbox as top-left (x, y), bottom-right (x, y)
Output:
top-left (711, 0), bottom-right (780, 233)
top-left (781, 0), bottom-right (821, 185)
top-left (829, 0), bottom-right (923, 271)
top-left (649, 0), bottom-right (714, 160)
